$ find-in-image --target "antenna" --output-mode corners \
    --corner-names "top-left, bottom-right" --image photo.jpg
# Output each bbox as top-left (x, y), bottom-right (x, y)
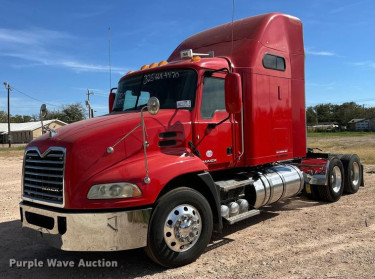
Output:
top-left (230, 0), bottom-right (235, 63)
top-left (108, 27), bottom-right (112, 91)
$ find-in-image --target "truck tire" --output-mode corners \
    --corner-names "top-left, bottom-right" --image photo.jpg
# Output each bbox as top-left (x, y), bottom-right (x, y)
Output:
top-left (305, 184), bottom-right (320, 200)
top-left (339, 154), bottom-right (361, 194)
top-left (317, 157), bottom-right (344, 202)
top-left (145, 187), bottom-right (213, 268)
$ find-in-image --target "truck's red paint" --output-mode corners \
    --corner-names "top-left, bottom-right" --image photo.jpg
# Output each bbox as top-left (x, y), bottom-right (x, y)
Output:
top-left (169, 13), bottom-right (306, 166)
top-left (20, 13), bottom-right (365, 267)
top-left (31, 108), bottom-right (209, 209)
top-left (224, 73), bottom-right (243, 114)
top-left (25, 13), bottom-right (307, 210)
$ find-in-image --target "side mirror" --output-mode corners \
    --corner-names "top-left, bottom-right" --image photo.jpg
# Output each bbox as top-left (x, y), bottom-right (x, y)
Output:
top-left (40, 104), bottom-right (47, 134)
top-left (40, 104), bottom-right (47, 119)
top-left (108, 87), bottom-right (117, 113)
top-left (147, 97), bottom-right (160, 115)
top-left (225, 73), bottom-right (242, 114)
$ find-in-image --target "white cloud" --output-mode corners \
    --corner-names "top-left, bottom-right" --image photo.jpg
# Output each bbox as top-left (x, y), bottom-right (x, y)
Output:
top-left (0, 95), bottom-right (62, 115)
top-left (61, 61), bottom-right (128, 74)
top-left (0, 27), bottom-right (128, 74)
top-left (305, 49), bottom-right (335, 56)
top-left (353, 61), bottom-right (375, 68)
top-left (4, 52), bottom-right (127, 74)
top-left (0, 27), bottom-right (70, 46)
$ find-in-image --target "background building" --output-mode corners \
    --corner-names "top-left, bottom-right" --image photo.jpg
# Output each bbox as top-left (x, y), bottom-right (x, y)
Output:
top-left (0, 120), bottom-right (67, 144)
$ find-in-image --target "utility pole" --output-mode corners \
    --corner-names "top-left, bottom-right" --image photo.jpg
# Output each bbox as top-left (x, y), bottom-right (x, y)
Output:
top-left (3, 82), bottom-right (11, 148)
top-left (86, 90), bottom-right (94, 118)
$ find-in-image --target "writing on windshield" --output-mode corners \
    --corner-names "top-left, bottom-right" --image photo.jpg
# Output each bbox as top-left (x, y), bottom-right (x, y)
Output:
top-left (112, 69), bottom-right (197, 112)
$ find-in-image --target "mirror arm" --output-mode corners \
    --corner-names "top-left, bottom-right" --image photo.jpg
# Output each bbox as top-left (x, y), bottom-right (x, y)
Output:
top-left (204, 68), bottom-right (229, 77)
top-left (208, 113), bottom-right (231, 129)
top-left (188, 141), bottom-right (201, 157)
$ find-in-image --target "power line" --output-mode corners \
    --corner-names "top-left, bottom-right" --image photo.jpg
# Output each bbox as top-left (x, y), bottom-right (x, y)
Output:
top-left (91, 89), bottom-right (108, 94)
top-left (91, 94), bottom-right (107, 98)
top-left (10, 86), bottom-right (58, 107)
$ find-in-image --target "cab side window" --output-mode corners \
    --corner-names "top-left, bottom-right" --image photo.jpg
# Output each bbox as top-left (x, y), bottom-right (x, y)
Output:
top-left (201, 77), bottom-right (225, 119)
top-left (263, 53), bottom-right (286, 71)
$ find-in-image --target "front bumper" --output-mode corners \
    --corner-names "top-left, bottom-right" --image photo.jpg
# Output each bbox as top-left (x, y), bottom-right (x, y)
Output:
top-left (20, 202), bottom-right (152, 251)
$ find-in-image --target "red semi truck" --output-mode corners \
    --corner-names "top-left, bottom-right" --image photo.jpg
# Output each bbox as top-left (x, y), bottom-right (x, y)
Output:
top-left (20, 13), bottom-right (363, 267)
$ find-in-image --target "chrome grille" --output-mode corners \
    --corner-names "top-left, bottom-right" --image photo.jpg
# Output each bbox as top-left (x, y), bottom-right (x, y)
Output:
top-left (23, 147), bottom-right (65, 207)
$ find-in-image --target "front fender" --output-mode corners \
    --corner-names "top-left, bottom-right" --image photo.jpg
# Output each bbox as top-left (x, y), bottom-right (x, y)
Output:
top-left (68, 152), bottom-right (208, 209)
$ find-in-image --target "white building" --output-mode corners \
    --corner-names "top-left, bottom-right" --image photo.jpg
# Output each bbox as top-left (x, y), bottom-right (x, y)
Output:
top-left (0, 120), bottom-right (67, 144)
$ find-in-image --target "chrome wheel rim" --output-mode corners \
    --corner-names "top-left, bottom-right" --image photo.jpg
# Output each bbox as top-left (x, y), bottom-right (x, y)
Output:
top-left (331, 166), bottom-right (342, 193)
top-left (163, 204), bottom-right (202, 252)
top-left (351, 162), bottom-right (360, 187)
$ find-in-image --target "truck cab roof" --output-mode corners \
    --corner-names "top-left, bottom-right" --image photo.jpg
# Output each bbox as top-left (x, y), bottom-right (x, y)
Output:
top-left (120, 57), bottom-right (231, 82)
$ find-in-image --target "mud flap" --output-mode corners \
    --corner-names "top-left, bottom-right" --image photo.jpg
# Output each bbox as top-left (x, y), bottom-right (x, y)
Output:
top-left (360, 164), bottom-right (365, 187)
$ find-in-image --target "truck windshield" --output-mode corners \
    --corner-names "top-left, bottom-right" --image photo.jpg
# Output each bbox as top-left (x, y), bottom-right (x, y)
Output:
top-left (112, 69), bottom-right (197, 112)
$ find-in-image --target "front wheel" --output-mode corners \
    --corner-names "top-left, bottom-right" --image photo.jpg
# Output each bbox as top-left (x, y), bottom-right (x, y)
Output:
top-left (145, 187), bottom-right (213, 267)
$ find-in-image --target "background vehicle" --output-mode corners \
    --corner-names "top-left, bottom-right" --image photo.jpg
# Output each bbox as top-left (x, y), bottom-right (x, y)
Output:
top-left (20, 13), bottom-right (363, 267)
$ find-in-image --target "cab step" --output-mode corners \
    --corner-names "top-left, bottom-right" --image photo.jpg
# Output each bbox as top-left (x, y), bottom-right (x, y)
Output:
top-left (223, 209), bottom-right (261, 225)
top-left (215, 178), bottom-right (254, 192)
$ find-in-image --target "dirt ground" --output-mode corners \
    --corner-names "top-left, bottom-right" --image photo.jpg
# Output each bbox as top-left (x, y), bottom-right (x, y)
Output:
top-left (1, 155), bottom-right (375, 279)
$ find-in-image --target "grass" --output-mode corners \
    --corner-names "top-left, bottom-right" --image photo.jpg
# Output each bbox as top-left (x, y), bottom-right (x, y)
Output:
top-left (1, 133), bottom-right (374, 164)
top-left (307, 131), bottom-right (372, 137)
top-left (0, 145), bottom-right (26, 157)
top-left (307, 133), bottom-right (375, 164)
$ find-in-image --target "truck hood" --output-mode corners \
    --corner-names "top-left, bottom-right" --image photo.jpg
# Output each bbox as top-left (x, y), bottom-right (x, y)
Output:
top-left (28, 110), bottom-right (193, 208)
top-left (37, 113), bottom-right (139, 143)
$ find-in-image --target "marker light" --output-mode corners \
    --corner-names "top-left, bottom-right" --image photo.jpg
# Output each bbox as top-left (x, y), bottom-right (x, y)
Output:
top-left (158, 60), bottom-right (168, 66)
top-left (141, 65), bottom-right (149, 70)
top-left (192, 56), bottom-right (201, 62)
top-left (149, 62), bottom-right (158, 68)
top-left (126, 71), bottom-right (134, 75)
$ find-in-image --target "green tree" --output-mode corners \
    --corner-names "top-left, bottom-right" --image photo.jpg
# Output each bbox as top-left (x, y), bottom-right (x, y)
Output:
top-left (315, 103), bottom-right (333, 123)
top-left (0, 111), bottom-right (7, 122)
top-left (23, 115), bottom-right (32, 122)
top-left (11, 114), bottom-right (24, 123)
top-left (331, 102), bottom-right (364, 125)
top-left (31, 114), bottom-right (39, 121)
top-left (364, 106), bottom-right (375, 119)
top-left (10, 114), bottom-right (36, 123)
top-left (45, 103), bottom-right (86, 124)
top-left (306, 107), bottom-right (317, 125)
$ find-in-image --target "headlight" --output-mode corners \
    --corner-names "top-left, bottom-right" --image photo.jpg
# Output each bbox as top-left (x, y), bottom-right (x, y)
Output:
top-left (87, 183), bottom-right (142, 199)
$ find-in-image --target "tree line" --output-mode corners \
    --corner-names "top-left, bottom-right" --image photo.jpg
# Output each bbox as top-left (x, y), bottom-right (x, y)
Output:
top-left (306, 102), bottom-right (375, 126)
top-left (2, 101), bottom-right (373, 127)
top-left (0, 103), bottom-right (86, 124)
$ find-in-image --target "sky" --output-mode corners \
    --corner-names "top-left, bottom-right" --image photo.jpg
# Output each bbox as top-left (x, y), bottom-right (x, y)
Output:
top-left (0, 0), bottom-right (375, 117)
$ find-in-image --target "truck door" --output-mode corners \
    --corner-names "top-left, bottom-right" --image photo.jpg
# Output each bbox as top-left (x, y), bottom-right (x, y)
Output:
top-left (193, 73), bottom-right (235, 170)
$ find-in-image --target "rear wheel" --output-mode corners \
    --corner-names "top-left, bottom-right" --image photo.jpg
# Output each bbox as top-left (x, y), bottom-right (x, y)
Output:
top-left (340, 154), bottom-right (361, 194)
top-left (305, 184), bottom-right (320, 200)
top-left (318, 157), bottom-right (344, 202)
top-left (145, 187), bottom-right (213, 268)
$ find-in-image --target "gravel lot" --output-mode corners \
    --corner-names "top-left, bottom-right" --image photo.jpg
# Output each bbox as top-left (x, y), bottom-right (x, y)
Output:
top-left (1, 156), bottom-right (375, 279)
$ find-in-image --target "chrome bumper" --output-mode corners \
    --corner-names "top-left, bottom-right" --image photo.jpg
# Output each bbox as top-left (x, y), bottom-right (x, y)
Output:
top-left (20, 203), bottom-right (151, 251)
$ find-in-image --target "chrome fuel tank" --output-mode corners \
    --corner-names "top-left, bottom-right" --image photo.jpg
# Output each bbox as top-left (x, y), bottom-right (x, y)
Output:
top-left (250, 165), bottom-right (304, 208)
